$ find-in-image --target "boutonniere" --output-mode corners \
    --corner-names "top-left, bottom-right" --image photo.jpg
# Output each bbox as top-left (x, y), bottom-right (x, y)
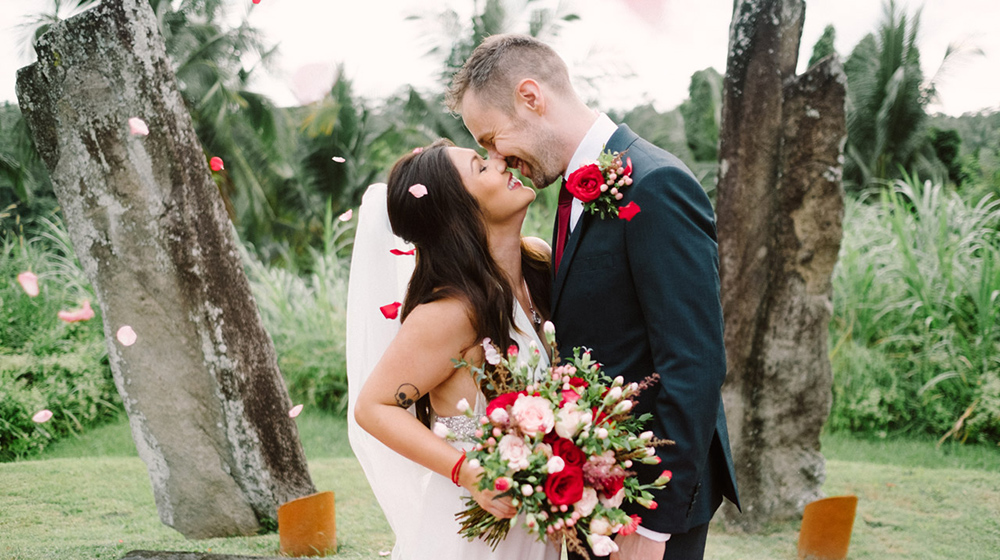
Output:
top-left (565, 148), bottom-right (639, 220)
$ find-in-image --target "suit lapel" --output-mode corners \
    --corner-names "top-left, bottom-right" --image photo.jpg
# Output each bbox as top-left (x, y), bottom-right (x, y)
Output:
top-left (551, 124), bottom-right (640, 315)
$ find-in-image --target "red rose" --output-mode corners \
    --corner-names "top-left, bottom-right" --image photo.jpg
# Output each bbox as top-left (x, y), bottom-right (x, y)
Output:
top-left (565, 163), bottom-right (604, 203)
top-left (568, 377), bottom-right (588, 388)
top-left (550, 437), bottom-right (587, 468)
top-left (601, 475), bottom-right (625, 498)
top-left (486, 391), bottom-right (524, 417)
top-left (544, 465), bottom-right (584, 506)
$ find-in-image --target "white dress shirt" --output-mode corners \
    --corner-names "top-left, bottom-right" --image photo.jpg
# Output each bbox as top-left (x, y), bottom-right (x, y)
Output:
top-left (564, 112), bottom-right (619, 232)
top-left (562, 112), bottom-right (671, 544)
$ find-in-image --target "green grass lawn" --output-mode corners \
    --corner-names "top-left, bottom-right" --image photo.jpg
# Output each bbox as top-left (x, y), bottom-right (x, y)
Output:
top-left (2, 415), bottom-right (999, 559)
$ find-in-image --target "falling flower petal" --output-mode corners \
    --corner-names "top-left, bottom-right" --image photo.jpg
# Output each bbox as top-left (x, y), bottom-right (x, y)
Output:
top-left (331, 156), bottom-right (346, 163)
top-left (210, 157), bottom-right (224, 171)
top-left (252, 0), bottom-right (262, 3)
top-left (288, 404), bottom-right (304, 418)
top-left (32, 409), bottom-right (53, 423)
top-left (128, 117), bottom-right (149, 136)
top-left (618, 201), bottom-right (641, 222)
top-left (378, 551), bottom-right (391, 557)
top-left (408, 183), bottom-right (428, 198)
top-left (339, 209), bottom-right (353, 222)
top-left (116, 325), bottom-right (138, 346)
top-left (58, 300), bottom-right (95, 323)
top-left (389, 248), bottom-right (416, 256)
top-left (17, 271), bottom-right (39, 297)
top-left (411, 147), bottom-right (423, 154)
top-left (380, 302), bottom-right (402, 319)
top-left (623, 156), bottom-right (633, 177)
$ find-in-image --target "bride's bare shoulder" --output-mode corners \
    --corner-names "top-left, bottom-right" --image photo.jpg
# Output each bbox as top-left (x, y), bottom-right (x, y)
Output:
top-left (403, 297), bottom-right (475, 340)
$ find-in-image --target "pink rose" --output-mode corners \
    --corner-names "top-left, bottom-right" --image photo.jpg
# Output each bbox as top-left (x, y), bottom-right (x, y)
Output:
top-left (497, 434), bottom-right (530, 471)
top-left (511, 395), bottom-right (555, 437)
top-left (574, 487), bottom-right (599, 517)
top-left (588, 534), bottom-right (619, 556)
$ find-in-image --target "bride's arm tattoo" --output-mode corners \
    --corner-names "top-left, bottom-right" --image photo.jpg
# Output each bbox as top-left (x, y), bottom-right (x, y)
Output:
top-left (394, 383), bottom-right (421, 408)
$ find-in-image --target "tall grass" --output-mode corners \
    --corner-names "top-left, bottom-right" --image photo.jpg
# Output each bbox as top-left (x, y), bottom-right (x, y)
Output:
top-left (0, 214), bottom-right (119, 460)
top-left (831, 174), bottom-right (1000, 442)
top-left (242, 202), bottom-right (354, 414)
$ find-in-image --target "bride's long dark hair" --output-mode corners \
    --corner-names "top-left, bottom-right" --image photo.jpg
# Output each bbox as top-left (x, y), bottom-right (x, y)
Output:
top-left (386, 139), bottom-right (550, 425)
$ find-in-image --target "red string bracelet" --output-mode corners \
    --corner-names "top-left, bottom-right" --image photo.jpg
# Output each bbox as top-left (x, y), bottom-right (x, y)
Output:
top-left (450, 451), bottom-right (466, 487)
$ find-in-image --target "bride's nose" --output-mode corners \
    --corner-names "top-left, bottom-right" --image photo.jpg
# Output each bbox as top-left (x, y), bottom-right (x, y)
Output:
top-left (494, 160), bottom-right (507, 172)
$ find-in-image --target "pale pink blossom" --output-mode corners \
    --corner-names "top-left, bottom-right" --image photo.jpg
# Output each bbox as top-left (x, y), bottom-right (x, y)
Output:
top-left (338, 209), bottom-right (353, 221)
top-left (599, 487), bottom-right (626, 509)
top-left (116, 326), bottom-right (137, 346)
top-left (58, 300), bottom-right (95, 323)
top-left (482, 338), bottom-right (501, 365)
top-left (574, 487), bottom-right (599, 517)
top-left (288, 404), bottom-right (304, 418)
top-left (128, 117), bottom-right (149, 136)
top-left (546, 455), bottom-right (565, 474)
top-left (497, 434), bottom-right (530, 471)
top-left (17, 272), bottom-right (39, 297)
top-left (489, 407), bottom-right (509, 425)
top-left (589, 516), bottom-right (613, 536)
top-left (456, 398), bottom-right (470, 413)
top-left (32, 409), bottom-right (53, 423)
top-left (331, 156), bottom-right (346, 163)
top-left (511, 395), bottom-right (554, 437)
top-left (432, 422), bottom-right (451, 438)
top-left (408, 183), bottom-right (428, 198)
top-left (554, 403), bottom-right (591, 439)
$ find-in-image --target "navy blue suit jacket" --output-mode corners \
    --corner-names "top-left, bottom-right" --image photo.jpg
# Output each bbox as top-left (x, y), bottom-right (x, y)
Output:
top-left (551, 124), bottom-right (740, 533)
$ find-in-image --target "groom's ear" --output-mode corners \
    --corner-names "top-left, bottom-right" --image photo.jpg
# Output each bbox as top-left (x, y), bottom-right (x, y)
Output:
top-left (514, 79), bottom-right (545, 115)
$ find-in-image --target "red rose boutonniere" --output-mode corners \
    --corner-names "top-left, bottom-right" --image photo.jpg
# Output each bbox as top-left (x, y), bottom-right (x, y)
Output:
top-left (565, 148), bottom-right (633, 220)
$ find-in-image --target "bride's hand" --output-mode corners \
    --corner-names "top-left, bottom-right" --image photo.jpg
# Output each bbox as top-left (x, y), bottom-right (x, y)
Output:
top-left (459, 462), bottom-right (517, 519)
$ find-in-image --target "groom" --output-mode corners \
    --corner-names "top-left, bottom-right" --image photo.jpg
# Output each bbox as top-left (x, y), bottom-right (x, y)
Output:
top-left (448, 35), bottom-right (740, 559)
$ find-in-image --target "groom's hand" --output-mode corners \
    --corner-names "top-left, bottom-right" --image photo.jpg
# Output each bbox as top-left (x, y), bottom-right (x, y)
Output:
top-left (609, 532), bottom-right (665, 560)
top-left (460, 463), bottom-right (517, 519)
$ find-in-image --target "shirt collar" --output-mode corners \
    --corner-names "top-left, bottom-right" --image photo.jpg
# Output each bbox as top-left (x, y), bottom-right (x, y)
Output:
top-left (565, 112), bottom-right (619, 180)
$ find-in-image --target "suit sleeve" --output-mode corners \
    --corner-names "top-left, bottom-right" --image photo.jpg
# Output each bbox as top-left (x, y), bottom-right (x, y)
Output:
top-left (623, 165), bottom-right (727, 533)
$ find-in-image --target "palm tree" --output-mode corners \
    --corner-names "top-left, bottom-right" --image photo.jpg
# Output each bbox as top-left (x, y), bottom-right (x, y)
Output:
top-left (843, 0), bottom-right (967, 191)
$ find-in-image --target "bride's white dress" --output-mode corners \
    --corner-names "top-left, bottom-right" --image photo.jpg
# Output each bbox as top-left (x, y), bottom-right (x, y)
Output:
top-left (346, 183), bottom-right (558, 560)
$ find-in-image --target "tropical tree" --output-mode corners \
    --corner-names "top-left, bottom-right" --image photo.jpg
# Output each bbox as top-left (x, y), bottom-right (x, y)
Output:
top-left (808, 24), bottom-right (837, 68)
top-left (841, 0), bottom-right (966, 190)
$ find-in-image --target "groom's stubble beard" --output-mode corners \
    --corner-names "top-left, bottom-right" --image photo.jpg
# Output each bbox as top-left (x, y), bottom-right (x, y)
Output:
top-left (510, 117), bottom-right (565, 189)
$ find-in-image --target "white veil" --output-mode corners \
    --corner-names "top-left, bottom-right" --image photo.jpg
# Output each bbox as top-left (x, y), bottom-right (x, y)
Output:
top-left (346, 183), bottom-right (426, 558)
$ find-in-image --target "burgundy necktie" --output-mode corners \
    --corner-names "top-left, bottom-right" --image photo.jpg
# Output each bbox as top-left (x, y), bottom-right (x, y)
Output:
top-left (554, 186), bottom-right (573, 272)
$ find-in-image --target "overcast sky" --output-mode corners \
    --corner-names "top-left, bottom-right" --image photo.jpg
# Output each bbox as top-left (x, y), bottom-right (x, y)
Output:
top-left (1, 0), bottom-right (998, 116)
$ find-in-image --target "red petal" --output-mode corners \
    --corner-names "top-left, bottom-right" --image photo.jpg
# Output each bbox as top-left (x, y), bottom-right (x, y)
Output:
top-left (389, 248), bottom-right (416, 256)
top-left (209, 157), bottom-right (224, 171)
top-left (380, 302), bottom-right (402, 319)
top-left (618, 201), bottom-right (641, 221)
top-left (623, 156), bottom-right (632, 177)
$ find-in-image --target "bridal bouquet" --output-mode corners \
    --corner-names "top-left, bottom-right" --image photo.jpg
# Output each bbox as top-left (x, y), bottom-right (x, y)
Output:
top-left (454, 323), bottom-right (672, 557)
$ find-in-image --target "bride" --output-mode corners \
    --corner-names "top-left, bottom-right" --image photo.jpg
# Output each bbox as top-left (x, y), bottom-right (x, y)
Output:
top-left (348, 140), bottom-right (559, 559)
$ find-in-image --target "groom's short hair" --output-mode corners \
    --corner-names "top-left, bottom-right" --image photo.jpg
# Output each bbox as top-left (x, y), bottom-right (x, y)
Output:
top-left (447, 34), bottom-right (573, 115)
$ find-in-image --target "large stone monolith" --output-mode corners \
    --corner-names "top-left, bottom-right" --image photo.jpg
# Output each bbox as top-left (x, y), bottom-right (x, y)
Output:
top-left (716, 0), bottom-right (847, 531)
top-left (16, 0), bottom-right (315, 538)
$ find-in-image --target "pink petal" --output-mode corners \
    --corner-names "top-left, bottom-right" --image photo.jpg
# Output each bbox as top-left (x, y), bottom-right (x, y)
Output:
top-left (128, 117), bottom-right (149, 136)
top-left (411, 147), bottom-right (423, 154)
top-left (380, 302), bottom-right (402, 319)
top-left (288, 404), bottom-right (304, 418)
top-left (32, 409), bottom-right (53, 423)
top-left (378, 552), bottom-right (391, 557)
top-left (338, 209), bottom-right (353, 222)
top-left (331, 156), bottom-right (346, 163)
top-left (116, 325), bottom-right (138, 346)
top-left (58, 300), bottom-right (95, 323)
top-left (408, 183), bottom-right (428, 198)
top-left (252, 0), bottom-right (261, 3)
top-left (17, 271), bottom-right (39, 297)
top-left (618, 201), bottom-right (641, 222)
top-left (210, 157), bottom-right (224, 171)
top-left (389, 248), bottom-right (416, 256)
